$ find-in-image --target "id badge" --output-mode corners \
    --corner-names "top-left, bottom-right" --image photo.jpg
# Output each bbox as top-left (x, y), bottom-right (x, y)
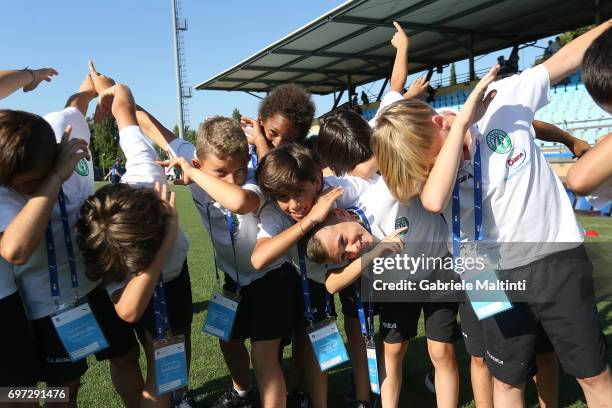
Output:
top-left (459, 243), bottom-right (512, 320)
top-left (306, 319), bottom-right (349, 371)
top-left (366, 341), bottom-right (380, 395)
top-left (203, 290), bottom-right (239, 342)
top-left (154, 335), bottom-right (188, 395)
top-left (51, 301), bottom-right (109, 362)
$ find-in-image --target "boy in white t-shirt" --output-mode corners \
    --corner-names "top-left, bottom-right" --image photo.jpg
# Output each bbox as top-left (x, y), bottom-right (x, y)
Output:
top-left (0, 74), bottom-right (141, 406)
top-left (253, 143), bottom-right (370, 408)
top-left (566, 26), bottom-right (612, 199)
top-left (76, 80), bottom-right (193, 407)
top-left (373, 20), bottom-right (612, 407)
top-left (134, 106), bottom-right (294, 408)
top-left (305, 177), bottom-right (460, 408)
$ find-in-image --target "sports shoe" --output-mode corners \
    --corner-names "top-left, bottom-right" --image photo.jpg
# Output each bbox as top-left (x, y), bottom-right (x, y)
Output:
top-left (212, 387), bottom-right (254, 408)
top-left (424, 369), bottom-right (436, 394)
top-left (173, 390), bottom-right (196, 408)
top-left (287, 390), bottom-right (310, 408)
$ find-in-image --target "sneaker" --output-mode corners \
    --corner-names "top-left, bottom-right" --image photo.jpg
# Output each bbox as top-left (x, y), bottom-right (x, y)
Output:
top-left (287, 390), bottom-right (309, 408)
top-left (173, 390), bottom-right (196, 408)
top-left (424, 369), bottom-right (436, 394)
top-left (212, 388), bottom-right (254, 408)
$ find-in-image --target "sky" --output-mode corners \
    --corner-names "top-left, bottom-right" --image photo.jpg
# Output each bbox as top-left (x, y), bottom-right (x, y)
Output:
top-left (1, 0), bottom-right (553, 129)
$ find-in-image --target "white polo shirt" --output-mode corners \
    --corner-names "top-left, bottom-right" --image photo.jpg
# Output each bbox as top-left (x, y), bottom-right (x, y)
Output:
top-left (168, 138), bottom-right (279, 286)
top-left (442, 65), bottom-right (583, 269)
top-left (0, 107), bottom-right (98, 319)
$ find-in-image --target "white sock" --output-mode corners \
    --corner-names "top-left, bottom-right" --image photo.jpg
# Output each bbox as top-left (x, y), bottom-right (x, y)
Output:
top-left (234, 386), bottom-right (252, 397)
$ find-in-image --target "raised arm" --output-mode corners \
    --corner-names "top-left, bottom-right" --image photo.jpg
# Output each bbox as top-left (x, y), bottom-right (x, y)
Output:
top-left (533, 120), bottom-right (590, 158)
top-left (566, 133), bottom-right (612, 195)
top-left (64, 75), bottom-right (97, 117)
top-left (543, 19), bottom-right (612, 86)
top-left (97, 84), bottom-right (138, 130)
top-left (390, 22), bottom-right (410, 94)
top-left (135, 106), bottom-right (177, 151)
top-left (421, 65), bottom-right (499, 213)
top-left (0, 68), bottom-right (57, 100)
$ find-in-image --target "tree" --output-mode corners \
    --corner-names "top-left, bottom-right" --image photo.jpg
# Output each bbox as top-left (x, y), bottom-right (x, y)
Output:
top-left (449, 63), bottom-right (457, 85)
top-left (88, 116), bottom-right (123, 178)
top-left (232, 108), bottom-right (242, 123)
top-left (172, 125), bottom-right (197, 146)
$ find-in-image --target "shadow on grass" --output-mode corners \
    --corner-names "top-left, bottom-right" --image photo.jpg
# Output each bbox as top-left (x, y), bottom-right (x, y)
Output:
top-left (193, 300), bottom-right (209, 314)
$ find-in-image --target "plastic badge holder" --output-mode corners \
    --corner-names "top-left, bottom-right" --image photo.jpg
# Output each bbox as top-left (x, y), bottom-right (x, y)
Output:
top-left (154, 334), bottom-right (189, 395)
top-left (306, 319), bottom-right (349, 372)
top-left (366, 341), bottom-right (380, 395)
top-left (203, 290), bottom-right (240, 342)
top-left (52, 301), bottom-right (109, 362)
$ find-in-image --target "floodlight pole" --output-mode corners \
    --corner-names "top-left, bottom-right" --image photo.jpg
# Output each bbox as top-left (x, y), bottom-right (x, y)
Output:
top-left (171, 0), bottom-right (191, 139)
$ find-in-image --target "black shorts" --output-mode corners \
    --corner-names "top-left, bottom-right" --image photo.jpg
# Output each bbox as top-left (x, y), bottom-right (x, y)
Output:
top-left (459, 301), bottom-right (554, 358)
top-left (380, 300), bottom-right (459, 344)
top-left (0, 291), bottom-right (39, 386)
top-left (31, 286), bottom-right (137, 384)
top-left (289, 272), bottom-right (337, 328)
top-left (482, 245), bottom-right (608, 386)
top-left (223, 263), bottom-right (295, 342)
top-left (338, 279), bottom-right (378, 320)
top-left (135, 261), bottom-right (193, 343)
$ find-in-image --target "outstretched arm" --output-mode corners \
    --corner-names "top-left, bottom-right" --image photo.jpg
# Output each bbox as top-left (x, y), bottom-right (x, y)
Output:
top-left (64, 75), bottom-right (97, 117)
top-left (566, 133), bottom-right (612, 195)
top-left (543, 20), bottom-right (612, 86)
top-left (0, 67), bottom-right (57, 100)
top-left (135, 106), bottom-right (177, 151)
top-left (96, 84), bottom-right (138, 130)
top-left (390, 22), bottom-right (410, 94)
top-left (533, 120), bottom-right (590, 158)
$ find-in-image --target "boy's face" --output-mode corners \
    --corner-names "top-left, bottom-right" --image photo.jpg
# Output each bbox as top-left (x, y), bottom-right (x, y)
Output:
top-left (275, 177), bottom-right (321, 222)
top-left (9, 162), bottom-right (53, 196)
top-left (261, 114), bottom-right (301, 147)
top-left (314, 210), bottom-right (374, 263)
top-left (195, 152), bottom-right (248, 186)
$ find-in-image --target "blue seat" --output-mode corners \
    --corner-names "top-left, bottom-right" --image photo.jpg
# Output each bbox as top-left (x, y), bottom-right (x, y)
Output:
top-left (599, 201), bottom-right (612, 217)
top-left (565, 189), bottom-right (577, 207)
top-left (574, 196), bottom-right (593, 211)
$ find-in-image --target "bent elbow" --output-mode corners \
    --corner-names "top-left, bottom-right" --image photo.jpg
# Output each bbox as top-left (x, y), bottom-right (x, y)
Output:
top-left (115, 306), bottom-right (141, 324)
top-left (0, 246), bottom-right (28, 266)
top-left (566, 171), bottom-right (591, 196)
top-left (325, 281), bottom-right (340, 295)
top-left (250, 253), bottom-right (265, 271)
top-left (421, 197), bottom-right (445, 214)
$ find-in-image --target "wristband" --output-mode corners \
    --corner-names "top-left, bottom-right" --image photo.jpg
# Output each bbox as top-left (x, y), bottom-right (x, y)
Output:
top-left (23, 67), bottom-right (35, 88)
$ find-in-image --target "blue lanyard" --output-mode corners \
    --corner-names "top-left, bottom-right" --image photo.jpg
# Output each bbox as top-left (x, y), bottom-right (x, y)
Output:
top-left (153, 276), bottom-right (170, 340)
top-left (45, 188), bottom-right (79, 301)
top-left (206, 203), bottom-right (241, 291)
top-left (346, 206), bottom-right (375, 339)
top-left (298, 248), bottom-right (332, 325)
top-left (452, 137), bottom-right (483, 260)
top-left (250, 146), bottom-right (258, 169)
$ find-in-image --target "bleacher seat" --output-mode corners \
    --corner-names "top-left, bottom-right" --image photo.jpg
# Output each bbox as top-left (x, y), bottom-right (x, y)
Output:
top-left (565, 189), bottom-right (577, 207)
top-left (574, 196), bottom-right (593, 211)
top-left (599, 201), bottom-right (612, 217)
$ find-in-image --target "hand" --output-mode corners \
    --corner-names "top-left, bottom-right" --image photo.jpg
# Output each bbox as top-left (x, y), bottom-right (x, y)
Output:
top-left (240, 116), bottom-right (265, 146)
top-left (403, 76), bottom-right (429, 100)
top-left (154, 181), bottom-right (179, 242)
top-left (88, 59), bottom-right (115, 94)
top-left (376, 227), bottom-right (407, 256)
top-left (157, 157), bottom-right (194, 185)
top-left (22, 67), bottom-right (58, 92)
top-left (51, 126), bottom-right (91, 182)
top-left (78, 74), bottom-right (96, 97)
top-left (570, 138), bottom-right (590, 158)
top-left (391, 21), bottom-right (409, 50)
top-left (456, 65), bottom-right (499, 127)
top-left (307, 186), bottom-right (344, 224)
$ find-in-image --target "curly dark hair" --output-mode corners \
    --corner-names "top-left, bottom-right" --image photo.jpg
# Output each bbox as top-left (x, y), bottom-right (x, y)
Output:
top-left (76, 184), bottom-right (169, 284)
top-left (258, 84), bottom-right (315, 141)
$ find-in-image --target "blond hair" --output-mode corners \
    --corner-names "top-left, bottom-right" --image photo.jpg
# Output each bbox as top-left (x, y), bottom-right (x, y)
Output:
top-left (196, 116), bottom-right (249, 162)
top-left (371, 99), bottom-right (437, 203)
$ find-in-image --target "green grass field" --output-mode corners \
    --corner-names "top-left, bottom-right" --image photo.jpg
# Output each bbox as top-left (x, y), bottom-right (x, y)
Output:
top-left (76, 184), bottom-right (612, 407)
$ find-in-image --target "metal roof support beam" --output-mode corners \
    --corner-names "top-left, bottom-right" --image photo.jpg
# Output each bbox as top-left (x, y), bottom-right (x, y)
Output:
top-left (335, 16), bottom-right (471, 35)
top-left (377, 76), bottom-right (389, 101)
top-left (469, 34), bottom-right (475, 81)
top-left (245, 91), bottom-right (263, 100)
top-left (348, 72), bottom-right (353, 108)
top-left (333, 87), bottom-right (346, 109)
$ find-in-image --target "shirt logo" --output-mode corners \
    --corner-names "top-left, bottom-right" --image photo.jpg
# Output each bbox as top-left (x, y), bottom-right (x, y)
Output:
top-left (486, 129), bottom-right (512, 154)
top-left (394, 216), bottom-right (409, 235)
top-left (504, 147), bottom-right (529, 181)
top-left (74, 158), bottom-right (89, 176)
top-left (457, 171), bottom-right (473, 184)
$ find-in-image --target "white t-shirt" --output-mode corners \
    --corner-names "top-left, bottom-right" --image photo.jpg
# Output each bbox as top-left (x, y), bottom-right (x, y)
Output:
top-left (368, 91), bottom-right (404, 128)
top-left (105, 126), bottom-right (190, 297)
top-left (257, 175), bottom-right (371, 283)
top-left (168, 138), bottom-right (276, 286)
top-left (442, 65), bottom-right (583, 269)
top-left (0, 107), bottom-right (98, 319)
top-left (354, 177), bottom-right (449, 258)
top-left (0, 258), bottom-right (17, 299)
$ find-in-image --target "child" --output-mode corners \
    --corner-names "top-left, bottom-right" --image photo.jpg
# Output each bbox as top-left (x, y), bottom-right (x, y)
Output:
top-left (240, 83), bottom-right (315, 161)
top-left (0, 65), bottom-right (57, 392)
top-left (0, 74), bottom-right (141, 407)
top-left (253, 143), bottom-right (370, 408)
top-left (566, 26), bottom-right (612, 197)
top-left (134, 104), bottom-right (294, 407)
top-left (372, 20), bottom-right (612, 407)
top-left (304, 177), bottom-right (461, 408)
top-left (77, 81), bottom-right (193, 407)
